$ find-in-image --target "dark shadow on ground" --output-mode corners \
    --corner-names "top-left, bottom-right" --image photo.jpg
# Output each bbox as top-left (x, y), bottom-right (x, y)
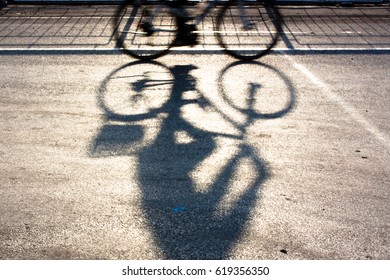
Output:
top-left (90, 60), bottom-right (295, 259)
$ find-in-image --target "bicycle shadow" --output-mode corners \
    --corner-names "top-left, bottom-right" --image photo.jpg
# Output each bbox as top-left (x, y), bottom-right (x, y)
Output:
top-left (0, 5), bottom-right (116, 50)
top-left (90, 60), bottom-right (295, 259)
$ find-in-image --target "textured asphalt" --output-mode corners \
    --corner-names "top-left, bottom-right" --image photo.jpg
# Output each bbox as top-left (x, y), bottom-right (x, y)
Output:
top-left (0, 4), bottom-right (389, 53)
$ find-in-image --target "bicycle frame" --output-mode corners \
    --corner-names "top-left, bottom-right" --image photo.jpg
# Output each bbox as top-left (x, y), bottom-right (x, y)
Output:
top-left (142, 0), bottom-right (232, 33)
top-left (193, 0), bottom-right (220, 26)
top-left (114, 0), bottom-right (282, 60)
top-left (193, 0), bottom-right (255, 30)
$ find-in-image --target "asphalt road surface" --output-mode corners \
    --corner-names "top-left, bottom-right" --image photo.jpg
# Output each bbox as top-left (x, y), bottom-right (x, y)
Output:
top-left (0, 4), bottom-right (389, 260)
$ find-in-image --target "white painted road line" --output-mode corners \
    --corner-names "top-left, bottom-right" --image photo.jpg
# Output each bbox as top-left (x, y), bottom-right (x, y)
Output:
top-left (1, 47), bottom-right (390, 54)
top-left (285, 55), bottom-right (390, 152)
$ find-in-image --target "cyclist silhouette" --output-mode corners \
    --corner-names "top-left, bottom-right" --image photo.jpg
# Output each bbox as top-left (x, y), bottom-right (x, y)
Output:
top-left (93, 60), bottom-right (295, 258)
top-left (168, 0), bottom-right (198, 46)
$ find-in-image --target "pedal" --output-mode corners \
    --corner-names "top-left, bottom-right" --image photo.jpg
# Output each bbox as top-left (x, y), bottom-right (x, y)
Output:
top-left (186, 24), bottom-right (197, 32)
top-left (185, 24), bottom-right (198, 44)
top-left (140, 22), bottom-right (154, 36)
top-left (173, 36), bottom-right (198, 47)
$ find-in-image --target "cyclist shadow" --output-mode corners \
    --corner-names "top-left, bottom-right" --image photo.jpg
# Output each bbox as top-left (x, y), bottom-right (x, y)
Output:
top-left (137, 64), bottom-right (269, 259)
top-left (91, 60), bottom-right (295, 259)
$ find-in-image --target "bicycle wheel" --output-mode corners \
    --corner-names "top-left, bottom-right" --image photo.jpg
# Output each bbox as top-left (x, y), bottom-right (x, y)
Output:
top-left (216, 0), bottom-right (282, 61)
top-left (218, 61), bottom-right (295, 119)
top-left (98, 61), bottom-right (174, 121)
top-left (113, 1), bottom-right (178, 60)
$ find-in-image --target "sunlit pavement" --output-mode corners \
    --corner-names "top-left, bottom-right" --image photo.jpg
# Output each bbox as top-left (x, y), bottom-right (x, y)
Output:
top-left (0, 4), bottom-right (389, 259)
top-left (0, 4), bottom-right (389, 53)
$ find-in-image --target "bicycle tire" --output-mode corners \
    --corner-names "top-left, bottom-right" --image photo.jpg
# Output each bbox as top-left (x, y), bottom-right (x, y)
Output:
top-left (218, 61), bottom-right (295, 120)
top-left (216, 0), bottom-right (282, 61)
top-left (98, 61), bottom-right (174, 121)
top-left (113, 1), bottom-right (177, 60)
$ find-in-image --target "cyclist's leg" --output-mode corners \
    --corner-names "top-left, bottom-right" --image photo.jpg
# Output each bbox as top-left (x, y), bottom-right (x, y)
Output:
top-left (216, 0), bottom-right (282, 60)
top-left (113, 0), bottom-right (177, 59)
top-left (168, 0), bottom-right (198, 46)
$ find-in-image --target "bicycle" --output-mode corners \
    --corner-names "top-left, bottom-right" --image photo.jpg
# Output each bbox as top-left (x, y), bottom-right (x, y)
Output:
top-left (113, 0), bottom-right (282, 61)
top-left (94, 60), bottom-right (283, 258)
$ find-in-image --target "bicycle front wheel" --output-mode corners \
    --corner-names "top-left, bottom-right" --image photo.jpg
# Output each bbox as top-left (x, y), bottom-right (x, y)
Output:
top-left (98, 61), bottom-right (173, 121)
top-left (216, 0), bottom-right (282, 61)
top-left (113, 1), bottom-right (178, 60)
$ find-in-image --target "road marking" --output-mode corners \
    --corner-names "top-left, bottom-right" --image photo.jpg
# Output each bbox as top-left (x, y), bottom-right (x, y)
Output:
top-left (286, 55), bottom-right (390, 151)
top-left (1, 47), bottom-right (390, 54)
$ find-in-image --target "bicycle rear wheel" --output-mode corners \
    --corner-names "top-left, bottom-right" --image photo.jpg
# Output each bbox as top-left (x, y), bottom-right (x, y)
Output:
top-left (98, 61), bottom-right (173, 121)
top-left (216, 0), bottom-right (282, 61)
top-left (113, 1), bottom-right (177, 60)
